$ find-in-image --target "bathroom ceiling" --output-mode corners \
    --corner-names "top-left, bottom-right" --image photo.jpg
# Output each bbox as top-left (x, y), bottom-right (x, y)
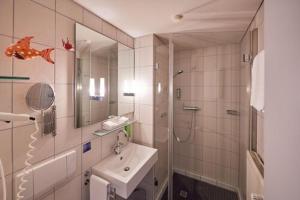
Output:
top-left (74, 0), bottom-right (262, 38)
top-left (163, 31), bottom-right (245, 50)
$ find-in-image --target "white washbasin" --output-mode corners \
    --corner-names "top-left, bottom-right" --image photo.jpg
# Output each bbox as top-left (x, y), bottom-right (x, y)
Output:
top-left (92, 142), bottom-right (158, 198)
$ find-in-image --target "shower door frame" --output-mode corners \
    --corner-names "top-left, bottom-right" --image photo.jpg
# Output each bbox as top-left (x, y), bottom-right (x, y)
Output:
top-left (167, 39), bottom-right (174, 200)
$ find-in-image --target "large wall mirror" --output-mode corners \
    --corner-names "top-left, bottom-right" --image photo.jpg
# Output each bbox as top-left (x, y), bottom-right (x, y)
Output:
top-left (75, 23), bottom-right (134, 128)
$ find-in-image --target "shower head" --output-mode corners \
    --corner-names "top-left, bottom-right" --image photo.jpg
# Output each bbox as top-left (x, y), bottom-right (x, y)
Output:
top-left (173, 70), bottom-right (184, 77)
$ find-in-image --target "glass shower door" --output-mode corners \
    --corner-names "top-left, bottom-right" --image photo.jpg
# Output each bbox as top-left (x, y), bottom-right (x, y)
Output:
top-left (154, 38), bottom-right (169, 199)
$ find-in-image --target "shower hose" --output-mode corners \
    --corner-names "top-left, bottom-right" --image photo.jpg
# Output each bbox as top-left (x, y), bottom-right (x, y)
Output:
top-left (173, 110), bottom-right (197, 143)
top-left (16, 120), bottom-right (39, 200)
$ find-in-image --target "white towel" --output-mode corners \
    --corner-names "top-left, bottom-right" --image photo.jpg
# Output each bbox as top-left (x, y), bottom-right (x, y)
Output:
top-left (251, 50), bottom-right (265, 111)
top-left (103, 120), bottom-right (118, 130)
top-left (102, 116), bottom-right (129, 130)
top-left (117, 116), bottom-right (129, 124)
top-left (90, 175), bottom-right (110, 200)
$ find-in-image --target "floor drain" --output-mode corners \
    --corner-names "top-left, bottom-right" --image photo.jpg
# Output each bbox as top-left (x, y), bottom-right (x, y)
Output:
top-left (124, 167), bottom-right (130, 171)
top-left (179, 190), bottom-right (188, 199)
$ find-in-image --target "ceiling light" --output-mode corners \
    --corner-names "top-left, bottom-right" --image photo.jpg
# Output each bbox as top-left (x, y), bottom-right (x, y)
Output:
top-left (172, 14), bottom-right (184, 23)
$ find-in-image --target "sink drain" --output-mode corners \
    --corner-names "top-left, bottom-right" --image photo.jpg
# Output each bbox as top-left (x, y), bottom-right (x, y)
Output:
top-left (124, 167), bottom-right (130, 171)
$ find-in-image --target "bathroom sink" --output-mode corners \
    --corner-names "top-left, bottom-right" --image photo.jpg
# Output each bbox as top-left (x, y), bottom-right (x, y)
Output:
top-left (92, 142), bottom-right (158, 198)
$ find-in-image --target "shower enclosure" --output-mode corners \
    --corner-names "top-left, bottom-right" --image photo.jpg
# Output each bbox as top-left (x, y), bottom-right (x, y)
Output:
top-left (165, 35), bottom-right (241, 200)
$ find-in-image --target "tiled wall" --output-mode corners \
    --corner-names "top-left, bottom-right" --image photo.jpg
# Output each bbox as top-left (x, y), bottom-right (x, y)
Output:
top-left (117, 43), bottom-right (135, 115)
top-left (173, 44), bottom-right (241, 189)
top-left (239, 3), bottom-right (264, 200)
top-left (133, 35), bottom-right (155, 147)
top-left (0, 0), bottom-right (134, 200)
top-left (131, 35), bottom-right (156, 200)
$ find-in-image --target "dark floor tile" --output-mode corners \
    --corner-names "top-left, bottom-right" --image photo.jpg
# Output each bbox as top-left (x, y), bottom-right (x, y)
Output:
top-left (171, 173), bottom-right (238, 200)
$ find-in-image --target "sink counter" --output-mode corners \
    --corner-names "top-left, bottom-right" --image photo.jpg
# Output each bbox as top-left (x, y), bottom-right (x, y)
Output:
top-left (92, 143), bottom-right (158, 198)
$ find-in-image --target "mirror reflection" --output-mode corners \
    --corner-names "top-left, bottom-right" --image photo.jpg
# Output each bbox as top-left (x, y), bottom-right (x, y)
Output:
top-left (75, 23), bottom-right (134, 128)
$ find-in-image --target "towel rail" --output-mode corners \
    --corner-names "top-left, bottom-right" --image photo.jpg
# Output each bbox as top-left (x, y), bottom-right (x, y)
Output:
top-left (183, 106), bottom-right (200, 111)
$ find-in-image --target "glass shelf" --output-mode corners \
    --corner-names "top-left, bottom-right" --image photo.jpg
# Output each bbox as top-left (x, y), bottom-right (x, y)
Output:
top-left (94, 120), bottom-right (136, 137)
top-left (0, 76), bottom-right (30, 80)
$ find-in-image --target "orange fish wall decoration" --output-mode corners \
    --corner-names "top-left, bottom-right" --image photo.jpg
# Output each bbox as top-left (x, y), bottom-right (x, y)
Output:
top-left (5, 36), bottom-right (55, 64)
top-left (62, 38), bottom-right (74, 51)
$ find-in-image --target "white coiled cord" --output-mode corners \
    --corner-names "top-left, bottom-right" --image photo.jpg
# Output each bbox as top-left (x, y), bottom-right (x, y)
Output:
top-left (0, 159), bottom-right (7, 200)
top-left (16, 120), bottom-right (39, 200)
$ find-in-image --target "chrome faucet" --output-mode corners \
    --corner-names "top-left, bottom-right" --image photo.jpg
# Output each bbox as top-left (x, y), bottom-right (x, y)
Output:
top-left (112, 129), bottom-right (127, 155)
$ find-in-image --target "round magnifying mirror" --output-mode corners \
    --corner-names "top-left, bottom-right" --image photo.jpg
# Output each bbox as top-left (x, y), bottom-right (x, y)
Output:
top-left (26, 83), bottom-right (55, 111)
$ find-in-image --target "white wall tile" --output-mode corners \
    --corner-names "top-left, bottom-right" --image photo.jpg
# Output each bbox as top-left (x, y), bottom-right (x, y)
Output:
top-left (203, 162), bottom-right (217, 180)
top-left (83, 10), bottom-right (102, 33)
top-left (0, 174), bottom-right (12, 200)
top-left (204, 47), bottom-right (217, 56)
top-left (101, 132), bottom-right (117, 159)
top-left (217, 86), bottom-right (231, 102)
top-left (0, 129), bottom-right (12, 175)
top-left (56, 13), bottom-right (75, 50)
top-left (82, 138), bottom-right (101, 172)
top-left (231, 70), bottom-right (240, 86)
top-left (81, 122), bottom-right (101, 143)
top-left (13, 123), bottom-right (54, 172)
top-left (56, 0), bottom-right (83, 22)
top-left (0, 83), bottom-right (12, 130)
top-left (203, 101), bottom-right (217, 117)
top-left (204, 86), bottom-right (217, 101)
top-left (55, 50), bottom-right (74, 84)
top-left (139, 105), bottom-right (153, 125)
top-left (174, 44), bottom-right (241, 187)
top-left (55, 84), bottom-right (74, 118)
top-left (202, 116), bottom-right (217, 133)
top-left (216, 166), bottom-right (231, 185)
top-left (203, 132), bottom-right (217, 148)
top-left (117, 30), bottom-right (128, 45)
top-left (204, 56), bottom-right (217, 71)
top-left (217, 54), bottom-right (231, 69)
top-left (216, 150), bottom-right (231, 168)
top-left (127, 36), bottom-right (134, 48)
top-left (217, 70), bottom-right (232, 86)
top-left (102, 21), bottom-right (117, 40)
top-left (216, 134), bottom-right (232, 152)
top-left (135, 47), bottom-right (154, 67)
top-left (33, 0), bottom-right (55, 9)
top-left (14, 42), bottom-right (55, 83)
top-left (217, 118), bottom-right (232, 135)
top-left (231, 53), bottom-right (241, 68)
top-left (136, 85), bottom-right (153, 106)
top-left (134, 35), bottom-right (154, 48)
top-left (138, 124), bottom-right (153, 147)
top-left (204, 71), bottom-right (217, 86)
top-left (217, 45), bottom-right (232, 55)
top-left (190, 71), bottom-right (203, 86)
top-left (0, 35), bottom-right (13, 76)
top-left (15, 0), bottom-right (55, 46)
top-left (55, 175), bottom-right (81, 200)
top-left (0, 0), bottom-right (13, 36)
top-left (55, 117), bottom-right (81, 154)
top-left (136, 66), bottom-right (153, 87)
top-left (40, 192), bottom-right (55, 200)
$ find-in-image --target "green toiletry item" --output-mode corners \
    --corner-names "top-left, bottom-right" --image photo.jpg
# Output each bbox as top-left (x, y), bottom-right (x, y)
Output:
top-left (124, 124), bottom-right (132, 138)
